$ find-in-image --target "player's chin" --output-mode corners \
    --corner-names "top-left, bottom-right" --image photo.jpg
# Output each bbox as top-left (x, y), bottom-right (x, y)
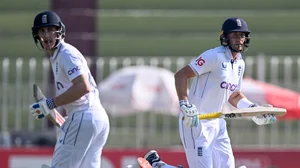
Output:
top-left (42, 43), bottom-right (55, 50)
top-left (233, 45), bottom-right (243, 52)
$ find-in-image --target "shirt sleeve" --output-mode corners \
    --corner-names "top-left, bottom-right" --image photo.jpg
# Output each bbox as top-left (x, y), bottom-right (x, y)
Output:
top-left (189, 52), bottom-right (217, 75)
top-left (61, 53), bottom-right (86, 81)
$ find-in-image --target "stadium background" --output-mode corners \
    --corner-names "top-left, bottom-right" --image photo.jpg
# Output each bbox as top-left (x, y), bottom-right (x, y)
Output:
top-left (1, 0), bottom-right (300, 167)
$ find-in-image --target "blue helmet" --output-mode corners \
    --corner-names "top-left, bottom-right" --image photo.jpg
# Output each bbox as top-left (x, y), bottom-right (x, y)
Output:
top-left (31, 11), bottom-right (65, 49)
top-left (220, 17), bottom-right (250, 51)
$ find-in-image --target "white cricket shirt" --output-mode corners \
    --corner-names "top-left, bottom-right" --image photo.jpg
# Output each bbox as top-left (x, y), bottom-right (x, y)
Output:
top-left (49, 41), bottom-right (101, 115)
top-left (188, 46), bottom-right (245, 114)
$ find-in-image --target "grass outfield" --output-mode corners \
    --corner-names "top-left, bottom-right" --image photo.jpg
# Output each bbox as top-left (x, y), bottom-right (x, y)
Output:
top-left (2, 33), bottom-right (300, 59)
top-left (99, 34), bottom-right (300, 57)
top-left (9, 10), bottom-right (300, 37)
top-left (0, 0), bottom-right (48, 11)
top-left (99, 10), bottom-right (300, 34)
top-left (2, 0), bottom-right (300, 10)
top-left (2, 10), bottom-right (300, 58)
top-left (99, 0), bottom-right (300, 10)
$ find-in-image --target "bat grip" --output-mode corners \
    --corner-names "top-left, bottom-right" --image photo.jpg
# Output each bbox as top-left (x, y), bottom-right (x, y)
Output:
top-left (182, 112), bottom-right (222, 120)
top-left (198, 112), bottom-right (222, 119)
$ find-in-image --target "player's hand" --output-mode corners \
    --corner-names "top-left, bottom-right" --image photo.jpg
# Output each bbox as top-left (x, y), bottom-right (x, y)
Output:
top-left (180, 100), bottom-right (199, 127)
top-left (249, 103), bottom-right (277, 125)
top-left (29, 98), bottom-right (56, 119)
top-left (249, 103), bottom-right (273, 108)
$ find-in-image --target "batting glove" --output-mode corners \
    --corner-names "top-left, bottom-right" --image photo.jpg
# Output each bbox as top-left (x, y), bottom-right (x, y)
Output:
top-left (249, 103), bottom-right (277, 125)
top-left (29, 98), bottom-right (57, 119)
top-left (180, 100), bottom-right (199, 127)
top-left (252, 114), bottom-right (277, 125)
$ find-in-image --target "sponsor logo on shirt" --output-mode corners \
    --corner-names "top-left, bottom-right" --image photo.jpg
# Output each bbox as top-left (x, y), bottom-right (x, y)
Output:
top-left (55, 62), bottom-right (58, 74)
top-left (195, 57), bottom-right (205, 66)
top-left (56, 81), bottom-right (64, 90)
top-left (221, 62), bottom-right (227, 70)
top-left (238, 65), bottom-right (242, 77)
top-left (220, 81), bottom-right (237, 91)
top-left (67, 66), bottom-right (81, 75)
top-left (198, 147), bottom-right (203, 156)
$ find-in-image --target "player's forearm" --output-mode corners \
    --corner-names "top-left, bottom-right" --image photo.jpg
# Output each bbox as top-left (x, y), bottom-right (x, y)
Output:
top-left (174, 73), bottom-right (189, 101)
top-left (228, 92), bottom-right (246, 108)
top-left (54, 82), bottom-right (90, 106)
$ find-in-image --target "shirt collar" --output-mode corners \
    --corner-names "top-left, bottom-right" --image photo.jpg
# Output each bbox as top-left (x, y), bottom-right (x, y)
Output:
top-left (224, 46), bottom-right (242, 61)
top-left (50, 40), bottom-right (64, 60)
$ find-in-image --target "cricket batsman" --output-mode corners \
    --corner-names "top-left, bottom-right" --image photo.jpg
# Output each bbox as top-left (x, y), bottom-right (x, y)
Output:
top-left (172, 17), bottom-right (276, 168)
top-left (29, 11), bottom-right (110, 168)
top-left (125, 17), bottom-right (278, 168)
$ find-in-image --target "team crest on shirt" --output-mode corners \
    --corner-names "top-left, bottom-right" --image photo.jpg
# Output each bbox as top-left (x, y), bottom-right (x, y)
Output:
top-left (238, 66), bottom-right (242, 77)
top-left (195, 57), bottom-right (205, 66)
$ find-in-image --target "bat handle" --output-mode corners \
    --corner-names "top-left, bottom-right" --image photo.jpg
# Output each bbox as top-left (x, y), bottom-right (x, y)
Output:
top-left (182, 112), bottom-right (222, 120)
top-left (198, 112), bottom-right (222, 119)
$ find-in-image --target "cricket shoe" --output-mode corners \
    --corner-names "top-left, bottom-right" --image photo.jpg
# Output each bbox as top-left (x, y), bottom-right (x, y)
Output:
top-left (144, 150), bottom-right (166, 168)
top-left (137, 157), bottom-right (152, 168)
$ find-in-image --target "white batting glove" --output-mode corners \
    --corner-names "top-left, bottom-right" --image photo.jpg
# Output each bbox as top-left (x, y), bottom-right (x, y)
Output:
top-left (249, 104), bottom-right (277, 125)
top-left (180, 100), bottom-right (199, 127)
top-left (252, 114), bottom-right (277, 125)
top-left (29, 98), bottom-right (56, 119)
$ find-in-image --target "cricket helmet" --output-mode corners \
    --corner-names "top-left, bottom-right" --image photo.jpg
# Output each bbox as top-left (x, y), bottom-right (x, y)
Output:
top-left (219, 17), bottom-right (250, 52)
top-left (31, 11), bottom-right (65, 49)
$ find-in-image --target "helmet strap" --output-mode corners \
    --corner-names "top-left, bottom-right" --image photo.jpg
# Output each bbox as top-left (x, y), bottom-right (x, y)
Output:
top-left (223, 34), bottom-right (250, 53)
top-left (33, 27), bottom-right (64, 51)
top-left (36, 38), bottom-right (62, 51)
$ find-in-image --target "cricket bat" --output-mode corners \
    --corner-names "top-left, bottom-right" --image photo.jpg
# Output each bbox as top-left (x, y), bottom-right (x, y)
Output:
top-left (33, 84), bottom-right (65, 128)
top-left (183, 107), bottom-right (286, 120)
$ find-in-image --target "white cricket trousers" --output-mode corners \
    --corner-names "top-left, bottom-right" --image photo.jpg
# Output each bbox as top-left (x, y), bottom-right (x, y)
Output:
top-left (179, 112), bottom-right (234, 168)
top-left (51, 109), bottom-right (109, 168)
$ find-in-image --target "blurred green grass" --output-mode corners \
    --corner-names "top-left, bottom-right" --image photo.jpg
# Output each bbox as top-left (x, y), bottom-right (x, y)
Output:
top-left (0, 109), bottom-right (43, 132)
top-left (100, 11), bottom-right (300, 34)
top-left (2, 0), bottom-right (300, 10)
top-left (0, 0), bottom-right (48, 11)
top-left (2, 11), bottom-right (300, 58)
top-left (99, 0), bottom-right (300, 9)
top-left (100, 34), bottom-right (300, 57)
top-left (2, 0), bottom-right (300, 58)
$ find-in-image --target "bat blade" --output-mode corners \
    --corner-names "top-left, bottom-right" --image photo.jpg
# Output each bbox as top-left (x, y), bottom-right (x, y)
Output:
top-left (33, 84), bottom-right (46, 101)
top-left (222, 107), bottom-right (287, 119)
top-left (182, 107), bottom-right (287, 120)
top-left (33, 84), bottom-right (65, 127)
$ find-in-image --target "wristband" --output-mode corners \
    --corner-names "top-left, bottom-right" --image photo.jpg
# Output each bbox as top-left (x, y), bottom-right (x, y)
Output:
top-left (237, 98), bottom-right (254, 109)
top-left (46, 98), bottom-right (57, 109)
top-left (179, 100), bottom-right (189, 106)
